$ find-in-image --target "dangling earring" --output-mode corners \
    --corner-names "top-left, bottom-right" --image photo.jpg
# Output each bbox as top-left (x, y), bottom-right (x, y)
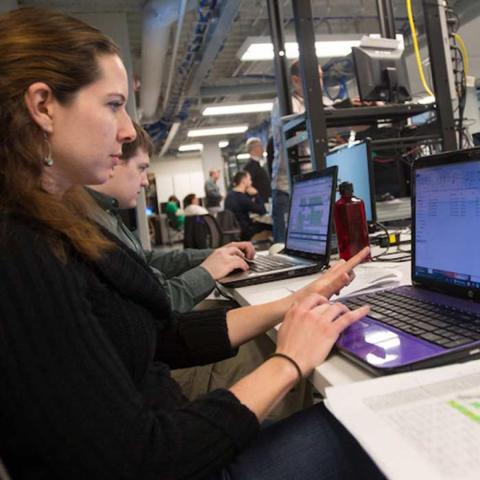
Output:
top-left (43, 134), bottom-right (54, 167)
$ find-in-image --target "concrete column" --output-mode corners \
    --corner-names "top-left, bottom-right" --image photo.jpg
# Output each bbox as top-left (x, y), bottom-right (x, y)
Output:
top-left (201, 139), bottom-right (226, 198)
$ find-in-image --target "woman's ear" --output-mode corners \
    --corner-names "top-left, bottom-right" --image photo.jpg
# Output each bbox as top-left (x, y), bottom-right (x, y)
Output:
top-left (23, 82), bottom-right (55, 134)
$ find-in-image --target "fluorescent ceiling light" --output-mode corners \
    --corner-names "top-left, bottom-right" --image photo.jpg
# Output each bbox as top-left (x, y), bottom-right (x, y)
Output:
top-left (178, 143), bottom-right (203, 152)
top-left (218, 140), bottom-right (229, 148)
top-left (187, 125), bottom-right (249, 137)
top-left (236, 153), bottom-right (250, 160)
top-left (238, 34), bottom-right (404, 61)
top-left (203, 102), bottom-right (273, 116)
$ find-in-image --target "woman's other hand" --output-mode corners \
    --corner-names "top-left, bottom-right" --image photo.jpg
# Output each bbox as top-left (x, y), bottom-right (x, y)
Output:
top-left (297, 247), bottom-right (370, 301)
top-left (275, 293), bottom-right (369, 376)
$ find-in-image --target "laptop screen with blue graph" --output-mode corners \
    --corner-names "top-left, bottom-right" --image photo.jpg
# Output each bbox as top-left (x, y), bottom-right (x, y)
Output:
top-left (285, 172), bottom-right (334, 255)
top-left (326, 141), bottom-right (376, 223)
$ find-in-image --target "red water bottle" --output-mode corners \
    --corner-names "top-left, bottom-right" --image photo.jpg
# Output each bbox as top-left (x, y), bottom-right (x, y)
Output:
top-left (334, 182), bottom-right (371, 261)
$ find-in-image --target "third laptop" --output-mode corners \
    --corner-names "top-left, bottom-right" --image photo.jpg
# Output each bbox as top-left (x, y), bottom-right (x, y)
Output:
top-left (218, 166), bottom-right (337, 288)
top-left (337, 148), bottom-right (480, 374)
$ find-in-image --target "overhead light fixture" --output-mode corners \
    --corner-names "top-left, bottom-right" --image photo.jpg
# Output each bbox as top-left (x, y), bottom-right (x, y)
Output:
top-left (236, 153), bottom-right (250, 160)
top-left (218, 140), bottom-right (229, 148)
top-left (203, 102), bottom-right (274, 116)
top-left (178, 143), bottom-right (204, 152)
top-left (237, 34), bottom-right (404, 61)
top-left (187, 125), bottom-right (249, 137)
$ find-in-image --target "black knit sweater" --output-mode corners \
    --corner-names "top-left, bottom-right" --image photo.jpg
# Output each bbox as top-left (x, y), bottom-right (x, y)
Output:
top-left (0, 216), bottom-right (259, 479)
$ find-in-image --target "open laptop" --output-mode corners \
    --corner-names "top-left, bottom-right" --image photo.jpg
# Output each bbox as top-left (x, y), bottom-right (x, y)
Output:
top-left (218, 166), bottom-right (337, 288)
top-left (336, 148), bottom-right (480, 375)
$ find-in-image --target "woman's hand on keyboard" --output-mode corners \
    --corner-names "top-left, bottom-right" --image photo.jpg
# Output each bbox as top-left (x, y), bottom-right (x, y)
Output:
top-left (276, 293), bottom-right (370, 376)
top-left (297, 247), bottom-right (370, 301)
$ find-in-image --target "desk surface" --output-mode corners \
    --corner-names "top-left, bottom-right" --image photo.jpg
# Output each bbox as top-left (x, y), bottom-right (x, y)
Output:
top-left (226, 258), bottom-right (412, 395)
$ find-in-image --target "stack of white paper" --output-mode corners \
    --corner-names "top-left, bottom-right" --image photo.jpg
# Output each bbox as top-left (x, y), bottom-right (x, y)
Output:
top-left (326, 360), bottom-right (480, 480)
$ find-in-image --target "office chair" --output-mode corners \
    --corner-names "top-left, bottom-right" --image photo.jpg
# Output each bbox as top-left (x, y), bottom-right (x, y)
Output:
top-left (216, 210), bottom-right (241, 243)
top-left (184, 214), bottom-right (222, 249)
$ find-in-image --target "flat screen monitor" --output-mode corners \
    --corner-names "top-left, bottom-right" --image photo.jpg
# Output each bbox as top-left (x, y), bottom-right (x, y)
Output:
top-left (352, 39), bottom-right (411, 103)
top-left (326, 140), bottom-right (377, 223)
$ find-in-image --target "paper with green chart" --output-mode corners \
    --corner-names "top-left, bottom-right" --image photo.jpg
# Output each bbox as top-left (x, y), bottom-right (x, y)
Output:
top-left (325, 359), bottom-right (480, 480)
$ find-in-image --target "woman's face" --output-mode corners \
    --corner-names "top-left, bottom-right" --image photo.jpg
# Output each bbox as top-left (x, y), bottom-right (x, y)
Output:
top-left (48, 54), bottom-right (135, 189)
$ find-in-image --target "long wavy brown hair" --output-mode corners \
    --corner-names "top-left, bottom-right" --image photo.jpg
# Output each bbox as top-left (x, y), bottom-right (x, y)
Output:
top-left (0, 7), bottom-right (122, 261)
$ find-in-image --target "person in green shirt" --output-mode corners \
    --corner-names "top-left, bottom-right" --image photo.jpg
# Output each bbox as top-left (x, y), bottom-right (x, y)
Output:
top-left (166, 194), bottom-right (185, 230)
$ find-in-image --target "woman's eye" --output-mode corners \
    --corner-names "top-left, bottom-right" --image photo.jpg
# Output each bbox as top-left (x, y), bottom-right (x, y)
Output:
top-left (109, 102), bottom-right (122, 111)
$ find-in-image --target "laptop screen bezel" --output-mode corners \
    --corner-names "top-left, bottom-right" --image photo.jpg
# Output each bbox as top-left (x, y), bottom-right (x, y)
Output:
top-left (326, 139), bottom-right (377, 224)
top-left (411, 148), bottom-right (480, 302)
top-left (283, 166), bottom-right (338, 262)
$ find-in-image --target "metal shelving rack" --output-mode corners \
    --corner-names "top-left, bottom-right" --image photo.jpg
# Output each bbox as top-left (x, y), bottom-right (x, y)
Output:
top-left (268, 0), bottom-right (458, 189)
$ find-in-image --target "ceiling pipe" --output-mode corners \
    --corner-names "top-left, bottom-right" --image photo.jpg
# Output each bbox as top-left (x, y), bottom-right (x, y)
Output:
top-left (162, 0), bottom-right (188, 113)
top-left (140, 0), bottom-right (195, 121)
top-left (158, 121), bottom-right (181, 158)
top-left (200, 82), bottom-right (277, 97)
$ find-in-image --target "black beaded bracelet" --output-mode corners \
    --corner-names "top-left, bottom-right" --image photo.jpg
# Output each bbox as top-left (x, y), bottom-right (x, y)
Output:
top-left (268, 353), bottom-right (303, 383)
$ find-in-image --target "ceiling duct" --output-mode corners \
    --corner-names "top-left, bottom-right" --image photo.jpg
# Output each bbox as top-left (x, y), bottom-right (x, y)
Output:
top-left (140, 0), bottom-right (194, 121)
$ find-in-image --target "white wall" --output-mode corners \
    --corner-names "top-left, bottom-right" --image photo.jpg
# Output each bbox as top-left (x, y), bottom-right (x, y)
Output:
top-left (150, 155), bottom-right (206, 207)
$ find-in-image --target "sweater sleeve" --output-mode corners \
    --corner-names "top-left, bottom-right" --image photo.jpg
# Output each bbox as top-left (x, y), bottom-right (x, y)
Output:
top-left (240, 193), bottom-right (266, 215)
top-left (150, 264), bottom-right (216, 314)
top-left (155, 307), bottom-right (238, 368)
top-left (0, 227), bottom-right (259, 479)
top-left (146, 248), bottom-right (213, 278)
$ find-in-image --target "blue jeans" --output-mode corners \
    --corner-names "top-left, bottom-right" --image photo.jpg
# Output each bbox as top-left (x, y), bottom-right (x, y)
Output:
top-left (272, 189), bottom-right (290, 244)
top-left (210, 403), bottom-right (384, 480)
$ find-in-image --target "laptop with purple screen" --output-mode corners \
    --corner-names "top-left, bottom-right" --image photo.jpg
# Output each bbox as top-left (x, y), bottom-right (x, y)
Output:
top-left (336, 148), bottom-right (480, 374)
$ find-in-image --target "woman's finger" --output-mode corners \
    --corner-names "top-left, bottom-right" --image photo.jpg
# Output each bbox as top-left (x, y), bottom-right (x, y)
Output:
top-left (331, 305), bottom-right (370, 334)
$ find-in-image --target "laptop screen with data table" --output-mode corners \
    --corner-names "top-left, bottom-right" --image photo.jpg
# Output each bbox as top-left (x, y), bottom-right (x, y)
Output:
top-left (285, 170), bottom-right (336, 255)
top-left (413, 159), bottom-right (480, 291)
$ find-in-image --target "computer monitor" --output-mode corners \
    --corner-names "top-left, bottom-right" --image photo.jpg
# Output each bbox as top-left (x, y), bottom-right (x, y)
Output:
top-left (326, 140), bottom-right (377, 223)
top-left (352, 37), bottom-right (411, 103)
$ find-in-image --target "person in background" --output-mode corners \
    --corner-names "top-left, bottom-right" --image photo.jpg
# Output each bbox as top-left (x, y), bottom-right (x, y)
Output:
top-left (204, 168), bottom-right (223, 215)
top-left (0, 8), bottom-right (383, 480)
top-left (183, 193), bottom-right (208, 216)
top-left (225, 171), bottom-right (268, 241)
top-left (271, 60), bottom-right (321, 244)
top-left (271, 60), bottom-right (376, 244)
top-left (88, 122), bottom-right (254, 314)
top-left (166, 194), bottom-right (185, 230)
top-left (244, 137), bottom-right (271, 204)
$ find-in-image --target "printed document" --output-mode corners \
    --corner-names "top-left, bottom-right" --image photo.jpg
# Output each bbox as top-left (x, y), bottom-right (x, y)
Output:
top-left (325, 359), bottom-right (480, 480)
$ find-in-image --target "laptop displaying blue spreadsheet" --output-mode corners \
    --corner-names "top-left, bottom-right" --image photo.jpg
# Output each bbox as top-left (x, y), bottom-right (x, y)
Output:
top-left (336, 148), bottom-right (480, 374)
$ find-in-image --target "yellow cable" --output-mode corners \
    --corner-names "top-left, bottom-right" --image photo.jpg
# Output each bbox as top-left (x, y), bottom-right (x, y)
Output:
top-left (406, 0), bottom-right (434, 97)
top-left (453, 33), bottom-right (469, 75)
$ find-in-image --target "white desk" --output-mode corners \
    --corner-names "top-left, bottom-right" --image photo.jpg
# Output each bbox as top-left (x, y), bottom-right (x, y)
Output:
top-left (225, 259), bottom-right (412, 395)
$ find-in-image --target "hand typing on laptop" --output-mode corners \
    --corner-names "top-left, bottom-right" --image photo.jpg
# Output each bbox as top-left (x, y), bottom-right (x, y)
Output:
top-left (269, 247), bottom-right (371, 377)
top-left (199, 241), bottom-right (255, 279)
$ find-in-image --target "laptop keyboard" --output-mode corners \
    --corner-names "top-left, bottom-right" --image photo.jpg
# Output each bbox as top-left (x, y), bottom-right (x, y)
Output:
top-left (248, 255), bottom-right (297, 273)
top-left (344, 290), bottom-right (480, 349)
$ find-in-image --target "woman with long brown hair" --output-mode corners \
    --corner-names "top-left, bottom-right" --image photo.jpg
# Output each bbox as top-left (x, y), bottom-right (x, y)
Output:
top-left (0, 7), bottom-right (382, 480)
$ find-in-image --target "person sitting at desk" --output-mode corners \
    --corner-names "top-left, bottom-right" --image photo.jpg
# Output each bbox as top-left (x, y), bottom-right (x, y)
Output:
top-left (183, 193), bottom-right (208, 216)
top-left (88, 122), bottom-right (252, 314)
top-left (0, 9), bottom-right (384, 480)
top-left (225, 171), bottom-right (268, 240)
top-left (166, 194), bottom-right (185, 230)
